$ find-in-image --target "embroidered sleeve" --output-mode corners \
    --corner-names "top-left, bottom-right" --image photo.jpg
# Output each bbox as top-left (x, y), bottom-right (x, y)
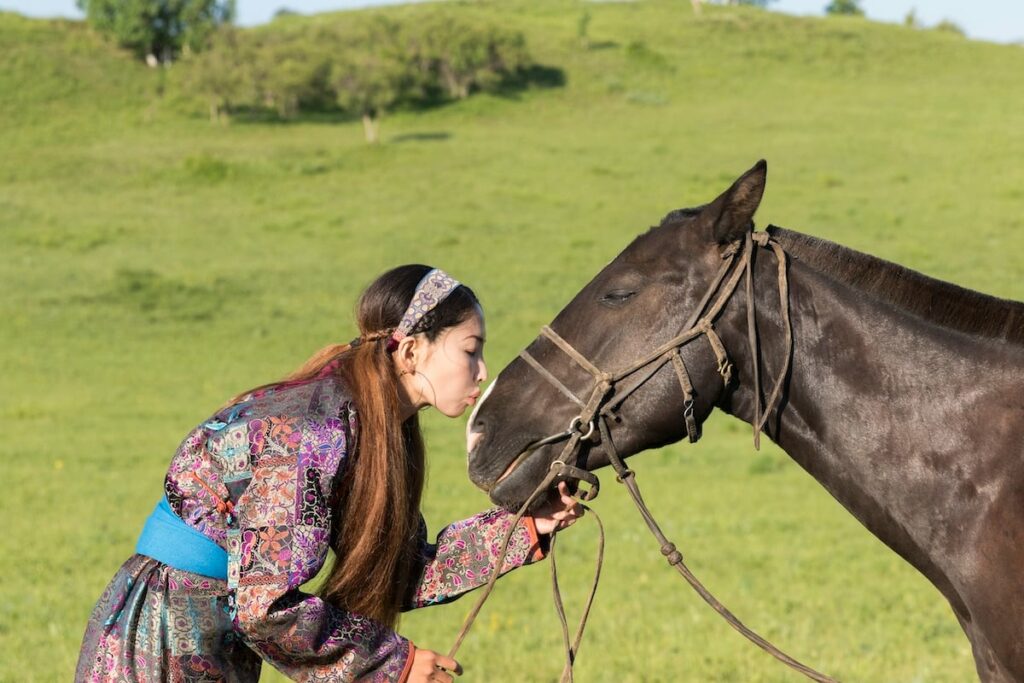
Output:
top-left (404, 509), bottom-right (547, 610)
top-left (228, 409), bottom-right (413, 682)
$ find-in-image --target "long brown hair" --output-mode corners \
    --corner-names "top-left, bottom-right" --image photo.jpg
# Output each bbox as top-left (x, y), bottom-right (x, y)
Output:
top-left (232, 265), bottom-right (479, 628)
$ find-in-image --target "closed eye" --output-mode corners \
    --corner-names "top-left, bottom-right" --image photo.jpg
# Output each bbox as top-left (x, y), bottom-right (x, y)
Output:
top-left (600, 290), bottom-right (636, 307)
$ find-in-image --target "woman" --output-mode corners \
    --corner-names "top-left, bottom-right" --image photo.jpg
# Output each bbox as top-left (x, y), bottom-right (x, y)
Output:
top-left (76, 265), bottom-right (582, 683)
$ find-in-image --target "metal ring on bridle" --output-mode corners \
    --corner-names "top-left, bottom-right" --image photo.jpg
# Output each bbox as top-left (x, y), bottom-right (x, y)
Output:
top-left (569, 416), bottom-right (596, 441)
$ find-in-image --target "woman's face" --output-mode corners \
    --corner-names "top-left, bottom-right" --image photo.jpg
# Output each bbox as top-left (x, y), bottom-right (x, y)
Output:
top-left (409, 308), bottom-right (488, 418)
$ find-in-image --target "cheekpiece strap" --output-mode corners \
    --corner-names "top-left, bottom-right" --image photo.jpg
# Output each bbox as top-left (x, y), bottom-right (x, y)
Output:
top-left (392, 268), bottom-right (461, 343)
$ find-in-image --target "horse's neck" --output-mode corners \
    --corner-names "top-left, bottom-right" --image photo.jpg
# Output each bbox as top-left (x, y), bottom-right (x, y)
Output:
top-left (722, 249), bottom-right (1019, 442)
top-left (715, 251), bottom-right (1022, 591)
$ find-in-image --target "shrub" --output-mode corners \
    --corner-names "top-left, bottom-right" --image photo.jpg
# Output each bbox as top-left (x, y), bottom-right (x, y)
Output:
top-left (179, 26), bottom-right (246, 122)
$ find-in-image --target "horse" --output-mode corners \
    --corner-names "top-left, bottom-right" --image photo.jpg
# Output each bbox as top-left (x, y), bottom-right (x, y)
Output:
top-left (465, 161), bottom-right (1024, 682)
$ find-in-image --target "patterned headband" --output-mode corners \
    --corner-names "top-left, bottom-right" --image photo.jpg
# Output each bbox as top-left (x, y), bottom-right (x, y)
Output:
top-left (389, 268), bottom-right (461, 347)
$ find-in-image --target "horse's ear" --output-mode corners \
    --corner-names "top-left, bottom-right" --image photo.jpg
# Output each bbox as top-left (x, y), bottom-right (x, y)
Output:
top-left (699, 160), bottom-right (767, 244)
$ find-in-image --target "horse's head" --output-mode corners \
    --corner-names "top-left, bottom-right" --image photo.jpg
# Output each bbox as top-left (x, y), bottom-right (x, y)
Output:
top-left (468, 161), bottom-right (767, 508)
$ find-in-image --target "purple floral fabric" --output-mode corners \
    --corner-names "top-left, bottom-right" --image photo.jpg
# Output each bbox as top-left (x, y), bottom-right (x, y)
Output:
top-left (76, 375), bottom-right (544, 682)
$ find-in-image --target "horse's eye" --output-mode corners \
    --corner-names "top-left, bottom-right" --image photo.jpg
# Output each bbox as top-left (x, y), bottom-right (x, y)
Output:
top-left (600, 290), bottom-right (636, 306)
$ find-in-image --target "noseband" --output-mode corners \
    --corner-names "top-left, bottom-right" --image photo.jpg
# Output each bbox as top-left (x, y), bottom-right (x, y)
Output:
top-left (489, 230), bottom-right (837, 682)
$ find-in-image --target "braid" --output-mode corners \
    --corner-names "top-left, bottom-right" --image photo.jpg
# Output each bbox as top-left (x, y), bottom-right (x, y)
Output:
top-left (347, 328), bottom-right (396, 348)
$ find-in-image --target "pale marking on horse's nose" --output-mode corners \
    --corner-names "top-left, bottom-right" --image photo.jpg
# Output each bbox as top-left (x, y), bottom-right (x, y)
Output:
top-left (466, 379), bottom-right (497, 456)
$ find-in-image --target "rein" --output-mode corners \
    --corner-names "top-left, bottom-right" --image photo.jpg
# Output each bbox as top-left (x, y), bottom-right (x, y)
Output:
top-left (448, 459), bottom-right (603, 683)
top-left (450, 232), bottom-right (837, 682)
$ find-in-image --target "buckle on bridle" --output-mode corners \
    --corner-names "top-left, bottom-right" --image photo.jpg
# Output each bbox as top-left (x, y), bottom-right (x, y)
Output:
top-left (717, 358), bottom-right (733, 383)
top-left (683, 398), bottom-right (695, 419)
top-left (550, 459), bottom-right (600, 501)
top-left (569, 416), bottom-right (597, 441)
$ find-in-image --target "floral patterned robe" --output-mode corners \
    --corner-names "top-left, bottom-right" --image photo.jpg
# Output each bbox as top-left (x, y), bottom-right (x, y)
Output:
top-left (76, 374), bottom-right (545, 682)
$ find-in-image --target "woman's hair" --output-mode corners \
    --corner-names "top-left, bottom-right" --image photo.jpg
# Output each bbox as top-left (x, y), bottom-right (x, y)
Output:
top-left (231, 265), bottom-right (480, 628)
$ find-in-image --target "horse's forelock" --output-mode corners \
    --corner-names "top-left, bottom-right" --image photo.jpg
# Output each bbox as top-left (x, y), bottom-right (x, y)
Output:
top-left (659, 206), bottom-right (704, 228)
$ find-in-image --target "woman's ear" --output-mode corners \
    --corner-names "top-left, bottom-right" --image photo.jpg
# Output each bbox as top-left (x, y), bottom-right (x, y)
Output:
top-left (394, 335), bottom-right (419, 374)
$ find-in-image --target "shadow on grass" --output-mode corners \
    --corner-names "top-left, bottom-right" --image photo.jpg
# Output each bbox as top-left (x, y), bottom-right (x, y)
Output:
top-left (226, 106), bottom-right (356, 126)
top-left (390, 132), bottom-right (452, 143)
top-left (492, 64), bottom-right (567, 100)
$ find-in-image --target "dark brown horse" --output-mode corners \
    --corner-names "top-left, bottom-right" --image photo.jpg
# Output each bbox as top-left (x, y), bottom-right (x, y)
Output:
top-left (466, 161), bottom-right (1024, 682)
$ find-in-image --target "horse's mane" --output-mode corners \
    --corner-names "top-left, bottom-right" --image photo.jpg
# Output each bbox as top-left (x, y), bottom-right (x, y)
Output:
top-left (767, 226), bottom-right (1024, 345)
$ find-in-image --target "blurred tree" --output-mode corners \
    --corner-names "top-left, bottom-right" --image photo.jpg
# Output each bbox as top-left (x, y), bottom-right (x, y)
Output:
top-left (903, 7), bottom-right (921, 28)
top-left (76, 0), bottom-right (235, 63)
top-left (273, 8), bottom-right (298, 20)
top-left (252, 29), bottom-right (333, 119)
top-left (181, 25), bottom-right (245, 122)
top-left (331, 17), bottom-right (420, 143)
top-left (418, 16), bottom-right (530, 100)
top-left (825, 0), bottom-right (864, 16)
top-left (577, 8), bottom-right (591, 49)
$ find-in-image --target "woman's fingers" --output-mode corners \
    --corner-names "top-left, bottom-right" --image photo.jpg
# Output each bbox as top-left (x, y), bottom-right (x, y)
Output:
top-left (555, 481), bottom-right (579, 506)
top-left (434, 655), bottom-right (463, 675)
top-left (532, 481), bottom-right (588, 534)
top-left (410, 649), bottom-right (462, 682)
top-left (549, 481), bottom-right (585, 529)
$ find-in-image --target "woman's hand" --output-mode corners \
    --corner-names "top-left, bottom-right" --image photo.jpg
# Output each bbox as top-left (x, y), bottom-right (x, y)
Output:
top-left (531, 481), bottom-right (585, 535)
top-left (408, 647), bottom-right (462, 682)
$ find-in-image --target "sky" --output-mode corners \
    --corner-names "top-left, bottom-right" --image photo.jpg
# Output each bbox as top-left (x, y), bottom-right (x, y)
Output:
top-left (1, 0), bottom-right (1021, 44)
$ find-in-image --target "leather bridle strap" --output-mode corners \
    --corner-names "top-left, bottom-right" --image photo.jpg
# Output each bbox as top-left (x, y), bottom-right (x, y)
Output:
top-left (750, 232), bottom-right (793, 447)
top-left (518, 350), bottom-right (586, 409)
top-left (670, 349), bottom-right (700, 442)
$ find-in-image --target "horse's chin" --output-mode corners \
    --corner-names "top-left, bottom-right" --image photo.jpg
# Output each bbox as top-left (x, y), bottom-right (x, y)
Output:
top-left (492, 486), bottom-right (562, 515)
top-left (488, 457), bottom-right (560, 511)
top-left (488, 474), bottom-right (541, 511)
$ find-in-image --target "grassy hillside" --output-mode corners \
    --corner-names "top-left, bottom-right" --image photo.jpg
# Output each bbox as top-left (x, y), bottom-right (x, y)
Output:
top-left (2, 1), bottom-right (1023, 680)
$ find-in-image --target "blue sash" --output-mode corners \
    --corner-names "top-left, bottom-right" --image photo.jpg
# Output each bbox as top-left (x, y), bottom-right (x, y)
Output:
top-left (135, 496), bottom-right (228, 580)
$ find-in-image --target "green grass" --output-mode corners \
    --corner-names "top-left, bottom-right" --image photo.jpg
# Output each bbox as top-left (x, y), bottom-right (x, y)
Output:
top-left (2, 1), bottom-right (1023, 680)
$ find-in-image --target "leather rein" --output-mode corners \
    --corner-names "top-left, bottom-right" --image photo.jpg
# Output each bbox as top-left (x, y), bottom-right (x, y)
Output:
top-left (449, 231), bottom-right (839, 683)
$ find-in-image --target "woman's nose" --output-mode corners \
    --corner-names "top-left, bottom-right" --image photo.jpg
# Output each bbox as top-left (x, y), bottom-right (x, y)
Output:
top-left (477, 359), bottom-right (488, 384)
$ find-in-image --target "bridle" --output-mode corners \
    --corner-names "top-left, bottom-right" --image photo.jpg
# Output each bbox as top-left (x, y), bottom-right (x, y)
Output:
top-left (515, 229), bottom-right (791, 463)
top-left (450, 230), bottom-right (839, 682)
